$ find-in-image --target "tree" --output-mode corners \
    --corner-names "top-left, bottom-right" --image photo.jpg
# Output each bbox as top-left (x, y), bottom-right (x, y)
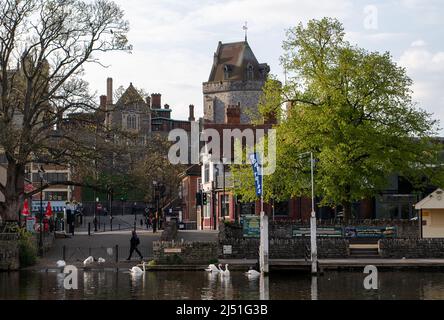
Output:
top-left (0, 0), bottom-right (131, 221)
top-left (232, 18), bottom-right (444, 221)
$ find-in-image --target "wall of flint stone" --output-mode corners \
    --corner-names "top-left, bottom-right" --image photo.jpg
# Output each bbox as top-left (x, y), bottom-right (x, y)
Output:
top-left (379, 238), bottom-right (444, 258)
top-left (0, 234), bottom-right (20, 271)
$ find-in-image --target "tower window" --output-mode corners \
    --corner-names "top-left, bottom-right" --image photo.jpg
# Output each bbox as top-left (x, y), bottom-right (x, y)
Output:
top-left (246, 64), bottom-right (254, 80)
top-left (223, 65), bottom-right (232, 80)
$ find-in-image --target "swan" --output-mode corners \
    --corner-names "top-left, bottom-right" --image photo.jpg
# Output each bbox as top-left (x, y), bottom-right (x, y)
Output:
top-left (205, 263), bottom-right (221, 272)
top-left (83, 256), bottom-right (94, 267)
top-left (130, 261), bottom-right (146, 275)
top-left (220, 264), bottom-right (230, 277)
top-left (245, 268), bottom-right (260, 278)
top-left (97, 257), bottom-right (106, 264)
top-left (56, 260), bottom-right (66, 268)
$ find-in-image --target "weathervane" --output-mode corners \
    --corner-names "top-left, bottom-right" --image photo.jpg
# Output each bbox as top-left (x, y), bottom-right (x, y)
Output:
top-left (243, 21), bottom-right (248, 42)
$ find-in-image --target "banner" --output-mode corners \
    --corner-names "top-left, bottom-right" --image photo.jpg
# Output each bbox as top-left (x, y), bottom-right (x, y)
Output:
top-left (248, 153), bottom-right (262, 197)
top-left (293, 227), bottom-right (343, 238)
top-left (344, 226), bottom-right (397, 238)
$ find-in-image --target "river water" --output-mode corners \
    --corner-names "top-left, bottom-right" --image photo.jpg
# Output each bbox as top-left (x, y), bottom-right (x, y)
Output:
top-left (1, 270), bottom-right (444, 300)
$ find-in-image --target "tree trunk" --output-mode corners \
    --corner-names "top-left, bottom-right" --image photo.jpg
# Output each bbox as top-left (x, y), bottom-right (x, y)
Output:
top-left (1, 159), bottom-right (25, 222)
top-left (342, 201), bottom-right (352, 223)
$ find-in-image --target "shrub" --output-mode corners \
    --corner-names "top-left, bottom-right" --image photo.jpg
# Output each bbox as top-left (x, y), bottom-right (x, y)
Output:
top-left (17, 228), bottom-right (37, 267)
top-left (147, 259), bottom-right (157, 266)
top-left (208, 258), bottom-right (219, 264)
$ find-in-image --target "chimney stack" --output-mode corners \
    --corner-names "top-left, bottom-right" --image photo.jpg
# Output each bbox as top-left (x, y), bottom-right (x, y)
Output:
top-left (106, 77), bottom-right (113, 105)
top-left (188, 104), bottom-right (195, 121)
top-left (225, 104), bottom-right (241, 124)
top-left (99, 95), bottom-right (107, 111)
top-left (151, 93), bottom-right (161, 108)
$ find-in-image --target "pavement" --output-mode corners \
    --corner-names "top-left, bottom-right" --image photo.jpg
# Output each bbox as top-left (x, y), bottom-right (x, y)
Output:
top-left (35, 223), bottom-right (218, 270)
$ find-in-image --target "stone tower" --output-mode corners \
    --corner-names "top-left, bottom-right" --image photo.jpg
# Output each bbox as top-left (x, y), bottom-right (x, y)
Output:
top-left (203, 40), bottom-right (270, 124)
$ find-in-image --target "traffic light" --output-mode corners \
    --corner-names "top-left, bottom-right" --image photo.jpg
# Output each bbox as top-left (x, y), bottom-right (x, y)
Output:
top-left (202, 193), bottom-right (208, 205)
top-left (196, 192), bottom-right (202, 206)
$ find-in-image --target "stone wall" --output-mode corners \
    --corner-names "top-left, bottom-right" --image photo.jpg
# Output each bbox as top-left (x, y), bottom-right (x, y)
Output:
top-left (379, 238), bottom-right (444, 258)
top-left (0, 233), bottom-right (19, 271)
top-left (219, 219), bottom-right (419, 240)
top-left (153, 241), bottom-right (218, 265)
top-left (218, 238), bottom-right (349, 260)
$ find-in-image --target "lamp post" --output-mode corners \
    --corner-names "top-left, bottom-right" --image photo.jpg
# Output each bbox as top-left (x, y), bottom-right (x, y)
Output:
top-left (153, 181), bottom-right (158, 229)
top-left (222, 156), bottom-right (227, 220)
top-left (37, 165), bottom-right (45, 257)
top-left (298, 152), bottom-right (318, 274)
top-left (94, 197), bottom-right (99, 232)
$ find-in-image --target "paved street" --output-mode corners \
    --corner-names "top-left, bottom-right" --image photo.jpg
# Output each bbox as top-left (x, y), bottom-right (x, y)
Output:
top-left (39, 224), bottom-right (218, 268)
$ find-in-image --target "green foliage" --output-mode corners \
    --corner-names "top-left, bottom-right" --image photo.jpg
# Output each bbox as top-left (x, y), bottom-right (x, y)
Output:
top-left (232, 17), bottom-right (444, 220)
top-left (11, 227), bottom-right (38, 268)
top-left (147, 259), bottom-right (157, 266)
top-left (166, 254), bottom-right (183, 265)
top-left (208, 258), bottom-right (219, 265)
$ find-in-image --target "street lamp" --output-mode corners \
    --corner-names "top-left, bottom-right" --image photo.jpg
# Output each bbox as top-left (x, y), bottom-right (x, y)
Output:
top-left (37, 165), bottom-right (45, 257)
top-left (298, 152), bottom-right (317, 274)
top-left (221, 156), bottom-right (228, 221)
top-left (153, 181), bottom-right (158, 229)
top-left (94, 197), bottom-right (99, 232)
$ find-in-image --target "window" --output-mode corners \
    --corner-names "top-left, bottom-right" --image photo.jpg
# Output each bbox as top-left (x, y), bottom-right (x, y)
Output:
top-left (274, 200), bottom-right (289, 216)
top-left (246, 63), bottom-right (254, 80)
top-left (221, 194), bottom-right (229, 217)
top-left (224, 65), bottom-right (231, 80)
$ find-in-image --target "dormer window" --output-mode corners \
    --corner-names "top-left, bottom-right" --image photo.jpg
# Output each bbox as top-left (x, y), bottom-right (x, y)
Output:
top-left (246, 63), bottom-right (254, 80)
top-left (223, 64), bottom-right (232, 80)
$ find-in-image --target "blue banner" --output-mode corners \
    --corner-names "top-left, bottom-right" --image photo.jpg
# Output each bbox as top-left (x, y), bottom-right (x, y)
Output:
top-left (249, 153), bottom-right (262, 197)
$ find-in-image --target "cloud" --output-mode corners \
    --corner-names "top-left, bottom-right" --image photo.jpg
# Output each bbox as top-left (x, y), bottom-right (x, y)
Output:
top-left (398, 42), bottom-right (444, 131)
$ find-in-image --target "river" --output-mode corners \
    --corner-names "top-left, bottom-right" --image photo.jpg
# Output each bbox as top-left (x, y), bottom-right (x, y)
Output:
top-left (1, 270), bottom-right (444, 300)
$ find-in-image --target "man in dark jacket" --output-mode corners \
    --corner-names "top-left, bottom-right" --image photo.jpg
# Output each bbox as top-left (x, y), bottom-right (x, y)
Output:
top-left (126, 230), bottom-right (143, 260)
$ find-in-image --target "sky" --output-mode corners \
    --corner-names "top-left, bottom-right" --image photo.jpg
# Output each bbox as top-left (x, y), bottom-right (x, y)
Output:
top-left (83, 0), bottom-right (444, 133)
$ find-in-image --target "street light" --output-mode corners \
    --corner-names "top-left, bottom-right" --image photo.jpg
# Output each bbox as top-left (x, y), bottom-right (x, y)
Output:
top-left (298, 152), bottom-right (317, 274)
top-left (153, 181), bottom-right (158, 229)
top-left (221, 156), bottom-right (228, 221)
top-left (37, 165), bottom-right (45, 257)
top-left (94, 196), bottom-right (99, 232)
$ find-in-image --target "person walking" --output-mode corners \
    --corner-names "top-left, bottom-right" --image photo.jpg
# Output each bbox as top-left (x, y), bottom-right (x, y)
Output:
top-left (152, 216), bottom-right (157, 233)
top-left (127, 230), bottom-right (143, 260)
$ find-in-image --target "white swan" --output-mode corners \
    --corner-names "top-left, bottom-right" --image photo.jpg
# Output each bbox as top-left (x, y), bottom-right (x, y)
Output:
top-left (56, 260), bottom-right (66, 268)
top-left (83, 256), bottom-right (94, 267)
top-left (97, 257), bottom-right (106, 264)
top-left (130, 261), bottom-right (146, 275)
top-left (220, 264), bottom-right (230, 277)
top-left (245, 268), bottom-right (260, 278)
top-left (205, 263), bottom-right (221, 272)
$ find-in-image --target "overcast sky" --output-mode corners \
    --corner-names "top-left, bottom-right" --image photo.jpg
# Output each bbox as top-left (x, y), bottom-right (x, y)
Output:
top-left (83, 0), bottom-right (444, 134)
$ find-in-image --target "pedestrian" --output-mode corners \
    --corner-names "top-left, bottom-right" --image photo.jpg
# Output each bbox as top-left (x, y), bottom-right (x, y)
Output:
top-left (127, 230), bottom-right (143, 261)
top-left (152, 216), bottom-right (157, 233)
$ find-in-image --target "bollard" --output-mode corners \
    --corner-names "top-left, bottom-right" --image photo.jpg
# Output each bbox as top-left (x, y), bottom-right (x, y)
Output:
top-left (89, 247), bottom-right (91, 257)
top-left (115, 245), bottom-right (119, 263)
top-left (63, 245), bottom-right (66, 261)
top-left (103, 223), bottom-right (105, 232)
top-left (88, 222), bottom-right (91, 236)
top-left (111, 221), bottom-right (113, 231)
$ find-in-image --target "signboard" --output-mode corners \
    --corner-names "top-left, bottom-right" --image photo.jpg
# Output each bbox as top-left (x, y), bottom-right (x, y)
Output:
top-left (248, 153), bottom-right (262, 197)
top-left (223, 245), bottom-right (232, 255)
top-left (293, 227), bottom-right (343, 238)
top-left (242, 215), bottom-right (260, 238)
top-left (26, 217), bottom-right (36, 233)
top-left (164, 248), bottom-right (182, 254)
top-left (344, 226), bottom-right (397, 238)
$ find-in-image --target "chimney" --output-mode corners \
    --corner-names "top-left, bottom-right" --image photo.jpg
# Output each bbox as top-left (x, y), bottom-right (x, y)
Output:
top-left (164, 104), bottom-right (170, 109)
top-left (106, 77), bottom-right (113, 105)
top-left (188, 104), bottom-right (195, 121)
top-left (151, 93), bottom-right (161, 108)
top-left (225, 104), bottom-right (241, 124)
top-left (146, 96), bottom-right (151, 107)
top-left (99, 95), bottom-right (107, 111)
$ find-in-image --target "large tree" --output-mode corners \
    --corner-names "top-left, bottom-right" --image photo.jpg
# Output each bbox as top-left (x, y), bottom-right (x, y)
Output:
top-left (0, 0), bottom-right (130, 221)
top-left (232, 18), bottom-right (444, 221)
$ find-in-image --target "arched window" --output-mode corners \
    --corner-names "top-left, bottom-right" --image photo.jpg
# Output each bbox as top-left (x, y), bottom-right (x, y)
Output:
top-left (246, 63), bottom-right (254, 80)
top-left (224, 65), bottom-right (230, 80)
